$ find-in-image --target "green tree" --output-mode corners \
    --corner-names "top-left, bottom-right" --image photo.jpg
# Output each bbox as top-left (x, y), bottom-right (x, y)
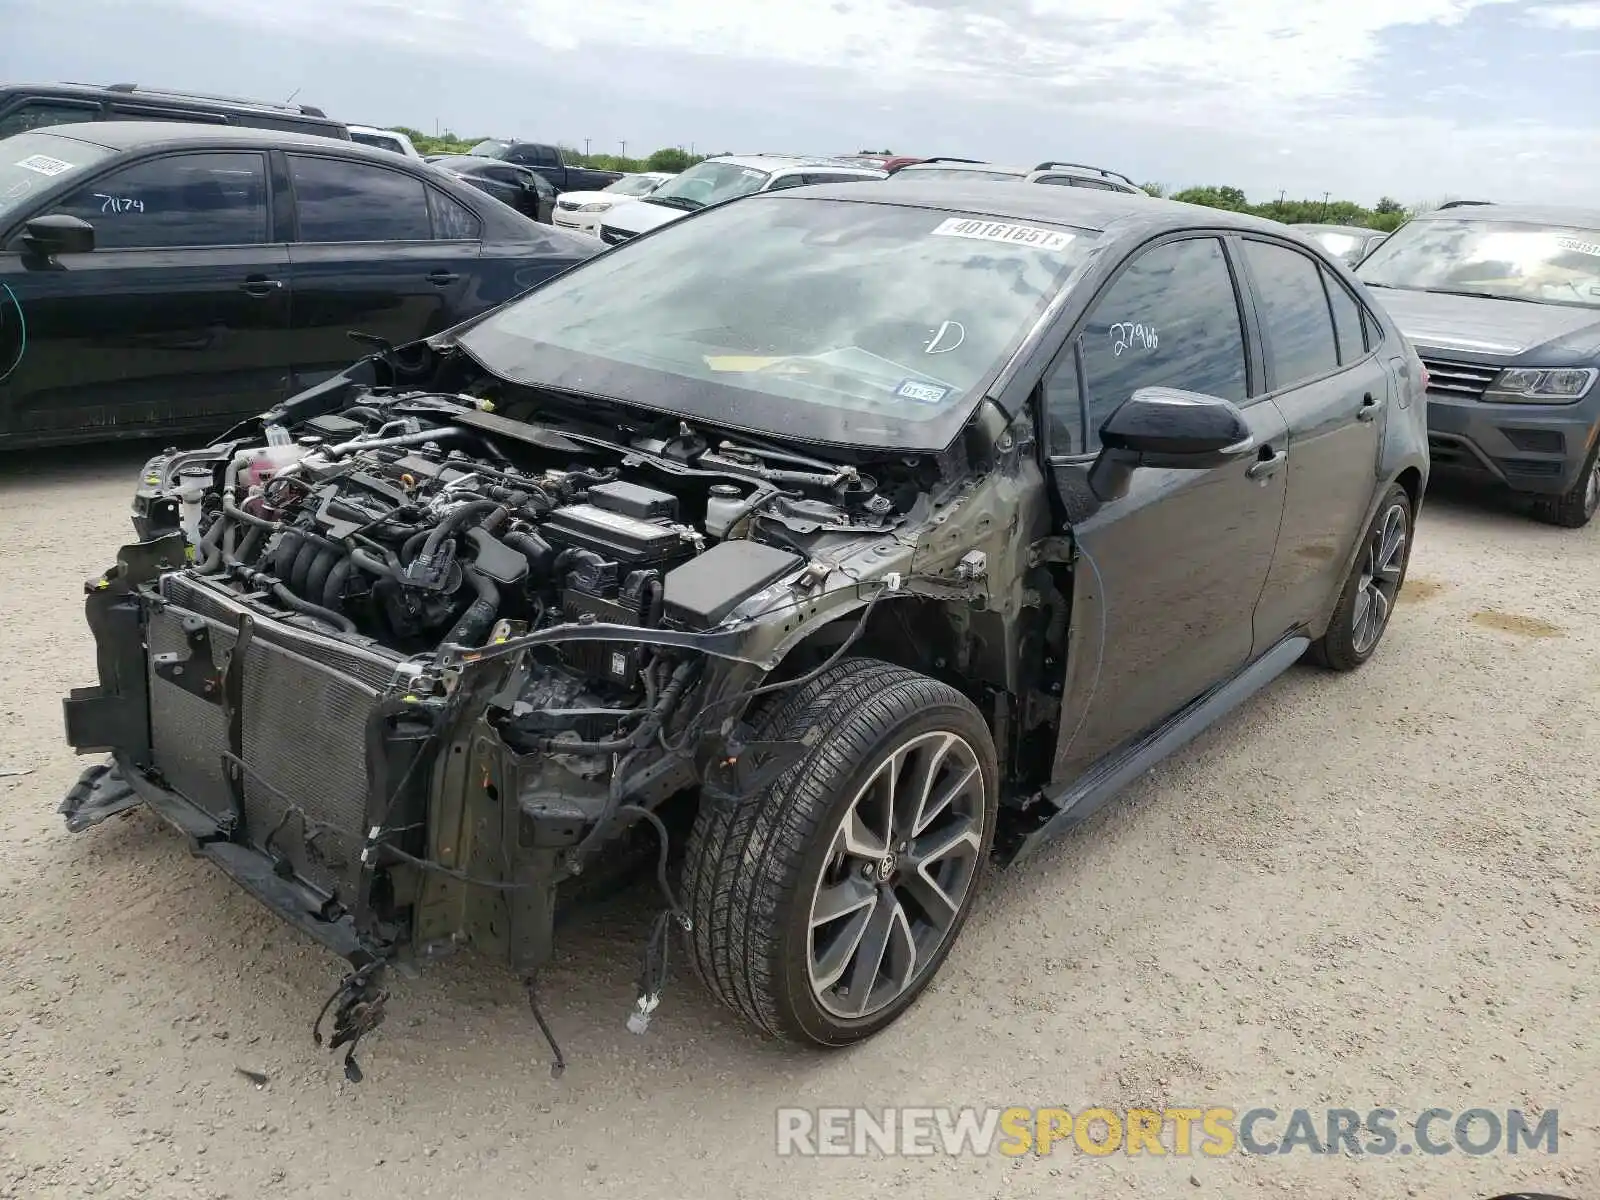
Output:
top-left (1374, 196), bottom-right (1405, 215)
top-left (1139, 181), bottom-right (1167, 198)
top-left (645, 147), bottom-right (697, 172)
top-left (1170, 185), bottom-right (1249, 210)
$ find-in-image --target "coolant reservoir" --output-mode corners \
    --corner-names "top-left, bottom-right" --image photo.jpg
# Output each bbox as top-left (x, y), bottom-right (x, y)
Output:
top-left (241, 426), bottom-right (306, 487)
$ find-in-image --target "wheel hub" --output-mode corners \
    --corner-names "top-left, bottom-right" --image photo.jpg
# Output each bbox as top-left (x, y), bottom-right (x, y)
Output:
top-left (874, 852), bottom-right (898, 882)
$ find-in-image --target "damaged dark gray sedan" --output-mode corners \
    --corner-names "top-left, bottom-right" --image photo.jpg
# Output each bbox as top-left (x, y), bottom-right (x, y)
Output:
top-left (61, 180), bottom-right (1428, 1076)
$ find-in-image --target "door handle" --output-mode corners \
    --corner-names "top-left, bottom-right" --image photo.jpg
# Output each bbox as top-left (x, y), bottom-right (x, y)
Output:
top-left (1357, 392), bottom-right (1385, 422)
top-left (1245, 448), bottom-right (1288, 479)
top-left (426, 270), bottom-right (460, 285)
top-left (239, 277), bottom-right (283, 297)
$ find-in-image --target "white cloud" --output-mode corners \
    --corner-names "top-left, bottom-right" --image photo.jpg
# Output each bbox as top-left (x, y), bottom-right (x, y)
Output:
top-left (1527, 2), bottom-right (1600, 27)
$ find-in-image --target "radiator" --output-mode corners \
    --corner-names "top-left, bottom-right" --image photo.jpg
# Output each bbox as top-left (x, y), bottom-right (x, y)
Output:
top-left (147, 575), bottom-right (407, 899)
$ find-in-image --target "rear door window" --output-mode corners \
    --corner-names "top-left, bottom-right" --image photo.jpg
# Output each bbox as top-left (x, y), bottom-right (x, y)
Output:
top-left (45, 151), bottom-right (269, 248)
top-left (1240, 239), bottom-right (1340, 389)
top-left (0, 100), bottom-right (101, 138)
top-left (288, 154), bottom-right (432, 242)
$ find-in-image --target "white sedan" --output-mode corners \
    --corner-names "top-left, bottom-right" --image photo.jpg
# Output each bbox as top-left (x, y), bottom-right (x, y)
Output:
top-left (552, 171), bottom-right (676, 234)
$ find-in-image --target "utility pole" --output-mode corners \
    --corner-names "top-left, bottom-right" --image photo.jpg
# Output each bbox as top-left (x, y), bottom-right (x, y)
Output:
top-left (1321, 191), bottom-right (1330, 219)
top-left (584, 137), bottom-right (591, 157)
top-left (1277, 188), bottom-right (1285, 214)
top-left (619, 140), bottom-right (627, 160)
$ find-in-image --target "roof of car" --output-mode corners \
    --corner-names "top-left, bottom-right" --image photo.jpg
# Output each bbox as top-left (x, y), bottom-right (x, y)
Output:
top-left (770, 179), bottom-right (1312, 240)
top-left (1410, 202), bottom-right (1600, 226)
top-left (896, 161), bottom-right (1028, 176)
top-left (1294, 223), bottom-right (1383, 237)
top-left (23, 120), bottom-right (395, 159)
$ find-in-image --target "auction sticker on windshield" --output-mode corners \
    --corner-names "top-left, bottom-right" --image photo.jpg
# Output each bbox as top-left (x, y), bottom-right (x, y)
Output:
top-left (16, 154), bottom-right (74, 177)
top-left (931, 217), bottom-right (1076, 251)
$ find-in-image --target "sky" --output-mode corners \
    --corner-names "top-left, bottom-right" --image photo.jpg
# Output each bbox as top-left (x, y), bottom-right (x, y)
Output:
top-left (7, 0), bottom-right (1600, 207)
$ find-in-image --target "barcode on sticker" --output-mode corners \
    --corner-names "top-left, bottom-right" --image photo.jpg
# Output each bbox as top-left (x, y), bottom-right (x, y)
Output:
top-left (1558, 237), bottom-right (1600, 258)
top-left (931, 217), bottom-right (1075, 251)
top-left (16, 154), bottom-right (73, 177)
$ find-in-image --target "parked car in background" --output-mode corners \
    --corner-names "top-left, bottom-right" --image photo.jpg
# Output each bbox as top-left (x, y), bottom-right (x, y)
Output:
top-left (838, 153), bottom-right (928, 172)
top-left (1357, 203), bottom-right (1600, 526)
top-left (427, 154), bottom-right (559, 223)
top-left (596, 153), bottom-right (887, 244)
top-left (0, 122), bottom-right (600, 449)
top-left (57, 178), bottom-right (1425, 1066)
top-left (347, 124), bottom-right (422, 159)
top-left (1292, 223), bottom-right (1387, 267)
top-left (467, 139), bottom-right (623, 193)
top-left (552, 171), bottom-right (676, 235)
top-left (889, 158), bottom-right (1146, 194)
top-left (0, 82), bottom-right (350, 140)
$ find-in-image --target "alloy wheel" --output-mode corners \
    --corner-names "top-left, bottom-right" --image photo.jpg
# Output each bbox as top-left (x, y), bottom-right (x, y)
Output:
top-left (806, 730), bottom-right (987, 1020)
top-left (1351, 501), bottom-right (1409, 656)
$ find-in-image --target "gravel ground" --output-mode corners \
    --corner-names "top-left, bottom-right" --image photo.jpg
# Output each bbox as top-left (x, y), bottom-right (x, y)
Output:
top-left (1, 443), bottom-right (1595, 1200)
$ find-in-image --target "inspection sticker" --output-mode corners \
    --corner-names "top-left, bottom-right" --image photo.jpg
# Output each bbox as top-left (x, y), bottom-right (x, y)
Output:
top-left (930, 217), bottom-right (1076, 251)
top-left (894, 378), bottom-right (952, 404)
top-left (15, 154), bottom-right (74, 177)
top-left (1557, 237), bottom-right (1600, 258)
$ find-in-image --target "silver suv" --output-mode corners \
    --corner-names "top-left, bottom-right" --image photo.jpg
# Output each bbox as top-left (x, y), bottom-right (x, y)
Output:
top-left (890, 158), bottom-right (1146, 194)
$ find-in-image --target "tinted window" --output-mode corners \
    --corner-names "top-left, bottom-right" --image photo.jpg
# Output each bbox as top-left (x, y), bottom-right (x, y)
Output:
top-left (1321, 267), bottom-right (1367, 365)
top-left (47, 152), bottom-right (268, 248)
top-left (0, 101), bottom-right (100, 138)
top-left (427, 188), bottom-right (481, 240)
top-left (288, 155), bottom-right (431, 242)
top-left (1241, 240), bottom-right (1339, 388)
top-left (1078, 237), bottom-right (1247, 449)
top-left (108, 105), bottom-right (226, 125)
top-left (536, 146), bottom-right (561, 167)
top-left (766, 174), bottom-right (808, 191)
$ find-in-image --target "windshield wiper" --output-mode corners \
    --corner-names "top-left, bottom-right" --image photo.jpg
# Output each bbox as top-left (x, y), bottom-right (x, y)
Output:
top-left (645, 195), bottom-right (702, 212)
top-left (1423, 287), bottom-right (1539, 304)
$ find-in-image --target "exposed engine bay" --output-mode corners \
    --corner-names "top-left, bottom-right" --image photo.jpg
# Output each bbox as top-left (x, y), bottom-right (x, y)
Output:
top-left (60, 351), bottom-right (1055, 1079)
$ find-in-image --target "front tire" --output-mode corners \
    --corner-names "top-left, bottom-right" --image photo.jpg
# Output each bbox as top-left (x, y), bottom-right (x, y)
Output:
top-left (1309, 483), bottom-right (1413, 671)
top-left (682, 658), bottom-right (997, 1046)
top-left (1530, 443), bottom-right (1600, 528)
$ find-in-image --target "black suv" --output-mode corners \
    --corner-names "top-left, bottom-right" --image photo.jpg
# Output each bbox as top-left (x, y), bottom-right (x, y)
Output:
top-left (0, 82), bottom-right (349, 141)
top-left (1357, 203), bottom-right (1600, 526)
top-left (60, 180), bottom-right (1426, 1073)
top-left (0, 122), bottom-right (600, 448)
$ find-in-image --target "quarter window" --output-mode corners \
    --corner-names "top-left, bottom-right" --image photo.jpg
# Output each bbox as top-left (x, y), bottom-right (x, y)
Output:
top-left (1321, 267), bottom-right (1368, 365)
top-left (1241, 240), bottom-right (1340, 389)
top-left (1076, 237), bottom-right (1248, 450)
top-left (46, 152), bottom-right (269, 249)
top-left (288, 155), bottom-right (432, 242)
top-left (427, 188), bottom-right (481, 241)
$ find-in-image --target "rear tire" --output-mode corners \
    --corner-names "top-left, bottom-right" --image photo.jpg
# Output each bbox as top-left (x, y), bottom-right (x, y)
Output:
top-left (681, 658), bottom-right (997, 1046)
top-left (1530, 443), bottom-right (1600, 528)
top-left (1308, 484), bottom-right (1413, 671)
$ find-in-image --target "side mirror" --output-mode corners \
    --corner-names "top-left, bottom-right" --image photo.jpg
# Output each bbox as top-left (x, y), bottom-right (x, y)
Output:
top-left (1087, 387), bottom-right (1255, 502)
top-left (22, 214), bottom-right (95, 258)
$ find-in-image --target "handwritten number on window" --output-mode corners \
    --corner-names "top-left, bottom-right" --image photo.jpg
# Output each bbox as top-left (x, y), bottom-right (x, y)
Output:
top-left (94, 194), bottom-right (145, 214)
top-left (1109, 322), bottom-right (1158, 356)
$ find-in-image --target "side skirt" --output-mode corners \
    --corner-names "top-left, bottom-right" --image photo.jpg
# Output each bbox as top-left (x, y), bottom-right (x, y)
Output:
top-left (1008, 633), bottom-right (1311, 863)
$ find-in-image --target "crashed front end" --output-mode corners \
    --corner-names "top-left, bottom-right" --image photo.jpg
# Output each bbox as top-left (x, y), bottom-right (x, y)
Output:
top-left (59, 356), bottom-right (1009, 1075)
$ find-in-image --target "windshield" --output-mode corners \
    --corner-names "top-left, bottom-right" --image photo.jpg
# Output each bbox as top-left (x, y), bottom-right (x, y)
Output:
top-left (1357, 218), bottom-right (1600, 307)
top-left (455, 196), bottom-right (1098, 451)
top-left (469, 139), bottom-right (512, 159)
top-left (645, 161), bottom-right (770, 210)
top-left (895, 168), bottom-right (1024, 182)
top-left (0, 131), bottom-right (114, 221)
top-left (604, 175), bottom-right (663, 197)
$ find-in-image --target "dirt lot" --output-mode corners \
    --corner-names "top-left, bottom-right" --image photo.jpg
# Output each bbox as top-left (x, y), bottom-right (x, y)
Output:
top-left (1, 444), bottom-right (1595, 1200)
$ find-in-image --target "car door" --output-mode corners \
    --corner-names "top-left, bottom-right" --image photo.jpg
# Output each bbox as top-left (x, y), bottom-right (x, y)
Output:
top-left (283, 152), bottom-right (478, 389)
top-left (1040, 234), bottom-right (1290, 783)
top-left (1236, 237), bottom-right (1387, 645)
top-left (0, 148), bottom-right (291, 445)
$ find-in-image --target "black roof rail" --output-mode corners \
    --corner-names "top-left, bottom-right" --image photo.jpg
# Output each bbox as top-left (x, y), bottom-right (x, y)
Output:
top-left (913, 157), bottom-right (990, 165)
top-left (1437, 199), bottom-right (1492, 209)
top-left (102, 82), bottom-right (330, 119)
top-left (1032, 160), bottom-right (1139, 188)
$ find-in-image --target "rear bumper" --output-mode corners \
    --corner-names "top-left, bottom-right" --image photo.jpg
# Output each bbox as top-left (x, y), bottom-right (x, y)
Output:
top-left (1426, 394), bottom-right (1598, 495)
